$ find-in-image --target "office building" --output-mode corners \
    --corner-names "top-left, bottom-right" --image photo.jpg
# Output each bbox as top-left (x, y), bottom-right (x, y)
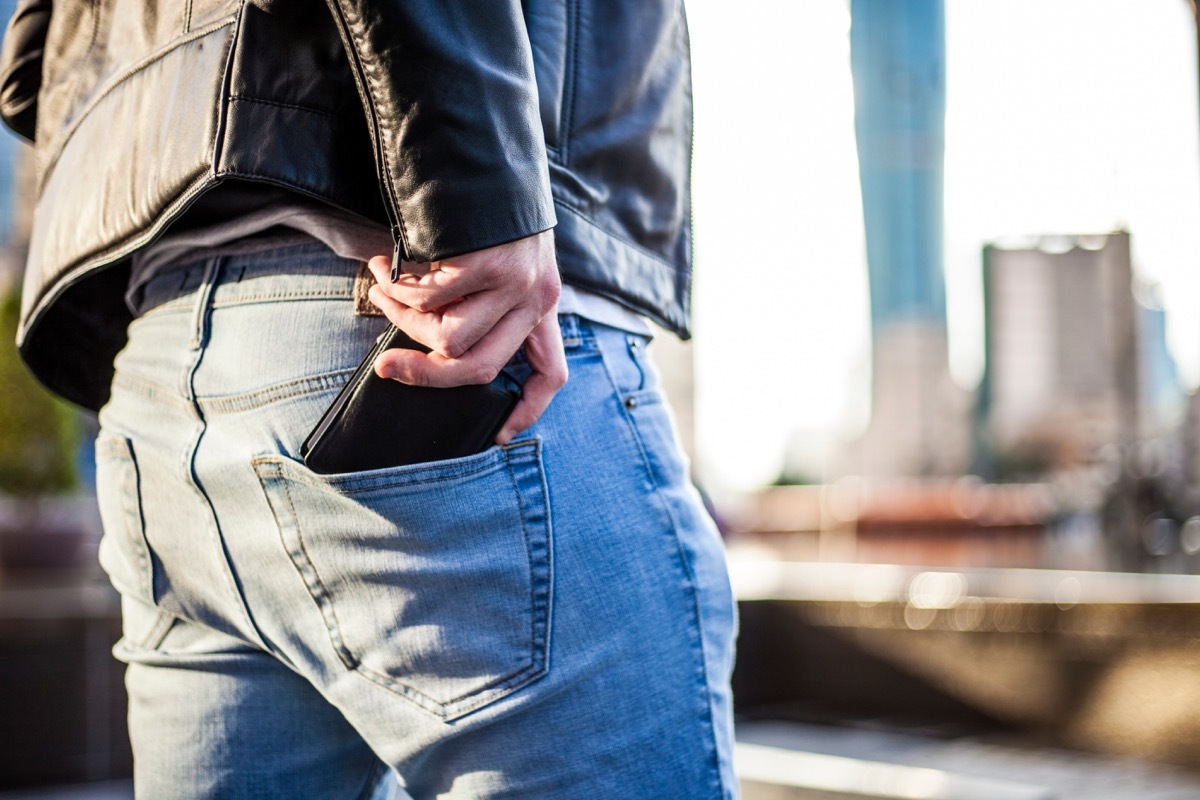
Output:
top-left (980, 232), bottom-right (1164, 471)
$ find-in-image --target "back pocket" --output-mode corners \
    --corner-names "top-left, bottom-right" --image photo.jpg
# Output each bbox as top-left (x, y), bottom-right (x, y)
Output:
top-left (95, 434), bottom-right (155, 603)
top-left (252, 439), bottom-right (553, 721)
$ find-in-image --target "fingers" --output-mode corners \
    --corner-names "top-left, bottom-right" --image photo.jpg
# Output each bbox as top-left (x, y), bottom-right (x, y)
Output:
top-left (373, 305), bottom-right (540, 387)
top-left (366, 255), bottom-right (543, 359)
top-left (367, 282), bottom-right (487, 359)
top-left (371, 310), bottom-right (569, 442)
top-left (495, 314), bottom-right (568, 444)
top-left (364, 230), bottom-right (566, 437)
top-left (366, 256), bottom-right (491, 315)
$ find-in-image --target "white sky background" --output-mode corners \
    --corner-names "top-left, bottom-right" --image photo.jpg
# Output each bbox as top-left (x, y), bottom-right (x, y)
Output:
top-left (685, 0), bottom-right (1200, 493)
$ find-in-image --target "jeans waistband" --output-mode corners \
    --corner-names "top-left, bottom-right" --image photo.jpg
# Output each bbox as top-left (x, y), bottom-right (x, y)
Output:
top-left (133, 241), bottom-right (360, 317)
top-left (131, 241), bottom-right (637, 355)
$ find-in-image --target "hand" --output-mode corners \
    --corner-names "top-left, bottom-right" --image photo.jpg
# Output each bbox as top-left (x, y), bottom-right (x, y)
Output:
top-left (365, 230), bottom-right (567, 444)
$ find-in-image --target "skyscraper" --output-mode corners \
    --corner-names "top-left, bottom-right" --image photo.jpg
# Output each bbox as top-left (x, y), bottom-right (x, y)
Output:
top-left (847, 0), bottom-right (969, 477)
top-left (851, 0), bottom-right (946, 332)
top-left (981, 232), bottom-right (1149, 469)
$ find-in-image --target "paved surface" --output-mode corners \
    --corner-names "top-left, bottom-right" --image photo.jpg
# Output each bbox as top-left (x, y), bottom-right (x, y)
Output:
top-left (738, 721), bottom-right (1200, 799)
top-left (5, 723), bottom-right (1200, 799)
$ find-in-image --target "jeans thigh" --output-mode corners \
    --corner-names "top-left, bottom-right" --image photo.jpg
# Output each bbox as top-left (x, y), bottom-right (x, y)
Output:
top-left (539, 319), bottom-right (738, 798)
top-left (119, 594), bottom-right (388, 800)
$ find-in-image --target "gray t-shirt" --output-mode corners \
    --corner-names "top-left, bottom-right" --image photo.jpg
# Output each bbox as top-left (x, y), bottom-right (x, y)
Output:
top-left (128, 183), bottom-right (649, 335)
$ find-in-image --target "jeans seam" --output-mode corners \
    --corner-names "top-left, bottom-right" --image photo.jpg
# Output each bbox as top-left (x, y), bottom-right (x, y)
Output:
top-left (597, 330), bottom-right (729, 797)
top-left (186, 258), bottom-right (220, 354)
top-left (507, 454), bottom-right (538, 676)
top-left (136, 607), bottom-right (178, 652)
top-left (183, 256), bottom-right (271, 651)
top-left (136, 291), bottom-right (355, 320)
top-left (507, 442), bottom-right (555, 682)
top-left (209, 290), bottom-right (353, 307)
top-left (351, 652), bottom-right (545, 720)
top-left (254, 441), bottom-right (539, 494)
top-left (268, 462), bottom-right (359, 671)
top-left (197, 368), bottom-right (356, 415)
top-left (336, 460), bottom-right (500, 492)
top-left (118, 442), bottom-right (152, 601)
top-left (111, 371), bottom-right (194, 415)
top-left (354, 761), bottom-right (392, 800)
top-left (654, 480), bottom-right (727, 798)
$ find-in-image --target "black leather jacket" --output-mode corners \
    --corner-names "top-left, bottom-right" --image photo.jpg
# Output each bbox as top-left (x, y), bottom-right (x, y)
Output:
top-left (0, 0), bottom-right (694, 409)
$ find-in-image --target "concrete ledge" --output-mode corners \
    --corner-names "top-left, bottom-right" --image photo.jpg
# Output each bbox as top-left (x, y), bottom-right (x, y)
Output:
top-left (737, 742), bottom-right (1057, 800)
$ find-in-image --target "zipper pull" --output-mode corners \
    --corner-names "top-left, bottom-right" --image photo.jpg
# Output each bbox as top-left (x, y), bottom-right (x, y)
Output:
top-left (390, 228), bottom-right (404, 283)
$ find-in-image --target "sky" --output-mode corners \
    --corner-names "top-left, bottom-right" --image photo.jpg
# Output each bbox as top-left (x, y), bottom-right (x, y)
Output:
top-left (684, 0), bottom-right (1200, 493)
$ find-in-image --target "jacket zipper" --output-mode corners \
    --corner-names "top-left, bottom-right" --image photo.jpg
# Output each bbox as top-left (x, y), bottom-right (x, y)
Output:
top-left (323, 1), bottom-right (407, 282)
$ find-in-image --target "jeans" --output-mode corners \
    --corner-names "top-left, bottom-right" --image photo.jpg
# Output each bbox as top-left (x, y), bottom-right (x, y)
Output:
top-left (94, 242), bottom-right (738, 799)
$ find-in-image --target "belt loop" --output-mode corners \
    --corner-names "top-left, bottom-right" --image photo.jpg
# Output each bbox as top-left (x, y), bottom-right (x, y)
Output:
top-left (188, 257), bottom-right (223, 351)
top-left (557, 313), bottom-right (584, 348)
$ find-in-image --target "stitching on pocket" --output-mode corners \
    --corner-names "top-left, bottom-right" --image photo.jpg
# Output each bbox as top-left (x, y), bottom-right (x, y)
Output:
top-left (258, 460), bottom-right (358, 672)
top-left (139, 607), bottom-right (179, 652)
top-left (96, 434), bottom-right (154, 603)
top-left (253, 440), bottom-right (552, 721)
top-left (508, 442), bottom-right (553, 669)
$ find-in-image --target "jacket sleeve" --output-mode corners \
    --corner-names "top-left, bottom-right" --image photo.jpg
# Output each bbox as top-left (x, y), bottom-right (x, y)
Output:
top-left (0, 0), bottom-right (52, 143)
top-left (323, 0), bottom-right (556, 263)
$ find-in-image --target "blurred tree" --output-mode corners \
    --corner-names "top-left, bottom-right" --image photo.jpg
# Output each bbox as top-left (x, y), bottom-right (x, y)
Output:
top-left (0, 284), bottom-right (78, 497)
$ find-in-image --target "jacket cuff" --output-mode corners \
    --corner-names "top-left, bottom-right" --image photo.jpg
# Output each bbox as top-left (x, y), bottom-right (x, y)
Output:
top-left (327, 0), bottom-right (555, 262)
top-left (397, 162), bottom-right (557, 262)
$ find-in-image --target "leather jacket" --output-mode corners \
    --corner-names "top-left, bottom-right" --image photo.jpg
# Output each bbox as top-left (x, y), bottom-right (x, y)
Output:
top-left (0, 0), bottom-right (694, 409)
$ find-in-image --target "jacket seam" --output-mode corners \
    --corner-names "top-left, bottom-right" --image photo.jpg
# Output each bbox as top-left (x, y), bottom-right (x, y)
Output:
top-left (74, 0), bottom-right (102, 114)
top-left (554, 199), bottom-right (683, 274)
top-left (40, 16), bottom-right (237, 187)
top-left (560, 0), bottom-right (581, 164)
top-left (211, 3), bottom-right (242, 185)
top-left (322, 0), bottom-right (412, 259)
top-left (17, 171), bottom-right (216, 349)
top-left (227, 94), bottom-right (339, 119)
top-left (213, 168), bottom-right (367, 212)
top-left (43, 1), bottom-right (100, 183)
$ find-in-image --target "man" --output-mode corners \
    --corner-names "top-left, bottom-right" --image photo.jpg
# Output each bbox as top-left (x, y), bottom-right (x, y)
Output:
top-left (0, 0), bottom-right (737, 797)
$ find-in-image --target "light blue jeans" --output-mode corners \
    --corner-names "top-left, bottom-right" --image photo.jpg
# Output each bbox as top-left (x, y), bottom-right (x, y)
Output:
top-left (94, 242), bottom-right (738, 799)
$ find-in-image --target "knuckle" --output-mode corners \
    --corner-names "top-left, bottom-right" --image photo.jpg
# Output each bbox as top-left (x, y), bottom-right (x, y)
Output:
top-left (534, 279), bottom-right (561, 312)
top-left (403, 368), bottom-right (432, 388)
top-left (470, 362), bottom-right (503, 385)
top-left (440, 334), bottom-right (468, 360)
top-left (382, 356), bottom-right (432, 388)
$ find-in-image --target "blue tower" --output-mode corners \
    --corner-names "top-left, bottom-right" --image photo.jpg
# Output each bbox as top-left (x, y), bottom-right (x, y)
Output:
top-left (849, 0), bottom-right (969, 477)
top-left (850, 0), bottom-right (947, 334)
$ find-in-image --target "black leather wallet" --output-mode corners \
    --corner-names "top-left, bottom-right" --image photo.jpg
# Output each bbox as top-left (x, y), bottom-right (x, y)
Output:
top-left (301, 324), bottom-right (522, 474)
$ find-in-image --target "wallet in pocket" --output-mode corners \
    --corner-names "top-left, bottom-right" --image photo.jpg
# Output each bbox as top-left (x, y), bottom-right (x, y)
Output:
top-left (301, 324), bottom-right (522, 474)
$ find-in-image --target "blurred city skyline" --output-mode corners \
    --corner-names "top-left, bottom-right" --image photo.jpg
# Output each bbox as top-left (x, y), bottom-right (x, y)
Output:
top-left (688, 0), bottom-right (1200, 492)
top-left (0, 0), bottom-right (1193, 497)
